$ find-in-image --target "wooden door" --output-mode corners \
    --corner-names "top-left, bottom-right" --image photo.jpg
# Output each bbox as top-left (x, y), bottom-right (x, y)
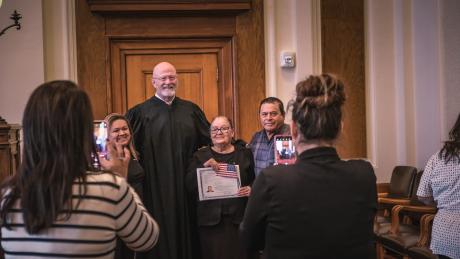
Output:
top-left (76, 0), bottom-right (266, 141)
top-left (126, 53), bottom-right (218, 122)
top-left (109, 39), bottom-right (235, 128)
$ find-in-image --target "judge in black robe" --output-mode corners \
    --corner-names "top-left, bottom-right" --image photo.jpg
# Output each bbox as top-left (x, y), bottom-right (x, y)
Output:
top-left (126, 62), bottom-right (210, 259)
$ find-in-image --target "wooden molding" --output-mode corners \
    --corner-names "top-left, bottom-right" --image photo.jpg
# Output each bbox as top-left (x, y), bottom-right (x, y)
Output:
top-left (87, 1), bottom-right (251, 15)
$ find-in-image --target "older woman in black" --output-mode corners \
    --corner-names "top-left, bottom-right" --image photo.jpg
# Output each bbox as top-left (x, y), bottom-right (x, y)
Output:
top-left (240, 74), bottom-right (377, 259)
top-left (186, 116), bottom-right (257, 259)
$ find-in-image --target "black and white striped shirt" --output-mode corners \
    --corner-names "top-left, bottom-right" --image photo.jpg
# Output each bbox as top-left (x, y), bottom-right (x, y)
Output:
top-left (1, 171), bottom-right (159, 258)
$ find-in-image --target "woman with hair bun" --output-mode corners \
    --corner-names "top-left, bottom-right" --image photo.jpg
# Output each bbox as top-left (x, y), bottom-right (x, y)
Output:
top-left (240, 74), bottom-right (377, 259)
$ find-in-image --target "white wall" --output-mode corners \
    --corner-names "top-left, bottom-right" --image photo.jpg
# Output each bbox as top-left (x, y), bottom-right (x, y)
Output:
top-left (0, 0), bottom-right (44, 124)
top-left (264, 0), bottom-right (321, 122)
top-left (265, 0), bottom-right (460, 182)
top-left (439, 0), bottom-right (460, 139)
top-left (365, 0), bottom-right (459, 182)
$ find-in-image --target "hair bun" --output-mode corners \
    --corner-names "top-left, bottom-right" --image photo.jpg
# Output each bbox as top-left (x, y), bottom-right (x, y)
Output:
top-left (295, 74), bottom-right (345, 109)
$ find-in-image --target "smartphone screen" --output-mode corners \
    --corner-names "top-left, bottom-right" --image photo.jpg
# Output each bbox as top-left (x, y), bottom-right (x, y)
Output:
top-left (94, 120), bottom-right (108, 157)
top-left (274, 135), bottom-right (296, 165)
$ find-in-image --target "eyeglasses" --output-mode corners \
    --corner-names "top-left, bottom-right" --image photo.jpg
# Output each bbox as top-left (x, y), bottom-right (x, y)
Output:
top-left (211, 126), bottom-right (231, 134)
top-left (260, 111), bottom-right (280, 118)
top-left (154, 75), bottom-right (177, 82)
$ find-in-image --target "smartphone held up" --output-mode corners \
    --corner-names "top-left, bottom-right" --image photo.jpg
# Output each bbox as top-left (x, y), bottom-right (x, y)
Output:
top-left (94, 120), bottom-right (108, 157)
top-left (274, 135), bottom-right (296, 165)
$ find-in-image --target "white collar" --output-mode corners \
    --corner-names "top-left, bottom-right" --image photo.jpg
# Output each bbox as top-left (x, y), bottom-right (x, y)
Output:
top-left (155, 94), bottom-right (175, 105)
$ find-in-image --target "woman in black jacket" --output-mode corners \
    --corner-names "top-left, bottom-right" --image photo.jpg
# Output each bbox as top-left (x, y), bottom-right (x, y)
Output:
top-left (240, 74), bottom-right (377, 259)
top-left (186, 116), bottom-right (257, 259)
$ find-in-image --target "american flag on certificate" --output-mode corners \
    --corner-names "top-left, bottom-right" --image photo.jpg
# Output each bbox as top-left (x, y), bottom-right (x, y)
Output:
top-left (216, 163), bottom-right (238, 178)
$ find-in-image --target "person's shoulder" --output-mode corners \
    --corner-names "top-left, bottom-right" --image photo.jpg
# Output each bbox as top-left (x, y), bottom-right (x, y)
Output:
top-left (175, 97), bottom-right (200, 109)
top-left (195, 145), bottom-right (212, 156)
top-left (127, 97), bottom-right (156, 114)
top-left (85, 171), bottom-right (127, 190)
top-left (342, 158), bottom-right (374, 168)
top-left (341, 158), bottom-right (376, 179)
top-left (249, 129), bottom-right (265, 143)
top-left (428, 150), bottom-right (443, 164)
top-left (234, 141), bottom-right (253, 155)
top-left (233, 139), bottom-right (248, 149)
top-left (259, 164), bottom-right (292, 179)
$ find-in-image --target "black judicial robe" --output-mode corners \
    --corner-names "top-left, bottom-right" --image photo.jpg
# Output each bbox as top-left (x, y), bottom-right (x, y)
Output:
top-left (126, 96), bottom-right (211, 259)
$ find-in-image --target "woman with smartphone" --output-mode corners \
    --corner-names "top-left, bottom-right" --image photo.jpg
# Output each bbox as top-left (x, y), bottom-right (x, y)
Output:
top-left (104, 113), bottom-right (145, 259)
top-left (240, 74), bottom-right (377, 259)
top-left (0, 80), bottom-right (158, 258)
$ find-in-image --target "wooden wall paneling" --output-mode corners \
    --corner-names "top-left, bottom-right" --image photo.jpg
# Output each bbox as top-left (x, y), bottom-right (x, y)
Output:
top-left (321, 0), bottom-right (366, 158)
top-left (0, 120), bottom-right (12, 182)
top-left (235, 0), bottom-right (265, 142)
top-left (77, 0), bottom-right (265, 141)
top-left (76, 0), bottom-right (109, 119)
top-left (219, 37), bottom-right (235, 130)
top-left (105, 16), bottom-right (236, 38)
top-left (87, 0), bottom-right (251, 15)
top-left (0, 118), bottom-right (21, 183)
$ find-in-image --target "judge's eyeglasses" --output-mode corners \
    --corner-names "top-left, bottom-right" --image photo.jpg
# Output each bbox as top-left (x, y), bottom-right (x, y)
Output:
top-left (211, 126), bottom-right (231, 134)
top-left (154, 75), bottom-right (177, 82)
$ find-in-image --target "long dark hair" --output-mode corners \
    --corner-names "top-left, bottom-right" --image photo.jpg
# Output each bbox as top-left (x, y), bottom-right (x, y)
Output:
top-left (439, 113), bottom-right (460, 163)
top-left (0, 80), bottom-right (98, 234)
top-left (289, 74), bottom-right (346, 142)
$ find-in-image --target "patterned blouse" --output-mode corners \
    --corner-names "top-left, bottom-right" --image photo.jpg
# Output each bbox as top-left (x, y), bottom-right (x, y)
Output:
top-left (417, 151), bottom-right (460, 258)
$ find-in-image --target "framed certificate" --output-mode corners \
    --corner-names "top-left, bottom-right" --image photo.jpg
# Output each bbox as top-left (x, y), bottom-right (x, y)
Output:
top-left (197, 165), bottom-right (241, 201)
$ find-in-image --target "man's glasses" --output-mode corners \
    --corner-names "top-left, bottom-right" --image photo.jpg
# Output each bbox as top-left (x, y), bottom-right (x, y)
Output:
top-left (154, 75), bottom-right (177, 82)
top-left (211, 126), bottom-right (231, 134)
top-left (260, 111), bottom-right (280, 118)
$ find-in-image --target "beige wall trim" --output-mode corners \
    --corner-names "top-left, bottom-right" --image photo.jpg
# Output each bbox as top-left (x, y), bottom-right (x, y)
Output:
top-left (264, 0), bottom-right (277, 97)
top-left (66, 0), bottom-right (78, 83)
top-left (311, 0), bottom-right (322, 74)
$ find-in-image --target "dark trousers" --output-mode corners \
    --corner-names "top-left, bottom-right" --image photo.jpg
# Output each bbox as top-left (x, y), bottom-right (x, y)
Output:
top-left (199, 216), bottom-right (257, 259)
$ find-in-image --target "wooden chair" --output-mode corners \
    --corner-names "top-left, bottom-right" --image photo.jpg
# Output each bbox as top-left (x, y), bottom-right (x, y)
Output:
top-left (374, 166), bottom-right (418, 236)
top-left (376, 204), bottom-right (436, 259)
top-left (406, 214), bottom-right (436, 259)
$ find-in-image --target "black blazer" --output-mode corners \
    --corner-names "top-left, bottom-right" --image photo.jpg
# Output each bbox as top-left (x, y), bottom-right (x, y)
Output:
top-left (240, 147), bottom-right (377, 259)
top-left (186, 144), bottom-right (255, 226)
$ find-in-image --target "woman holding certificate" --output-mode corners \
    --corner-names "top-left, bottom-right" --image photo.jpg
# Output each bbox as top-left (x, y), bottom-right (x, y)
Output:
top-left (186, 116), bottom-right (257, 259)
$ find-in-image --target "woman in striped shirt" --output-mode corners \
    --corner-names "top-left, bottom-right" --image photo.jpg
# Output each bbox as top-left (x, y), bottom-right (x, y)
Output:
top-left (0, 80), bottom-right (159, 258)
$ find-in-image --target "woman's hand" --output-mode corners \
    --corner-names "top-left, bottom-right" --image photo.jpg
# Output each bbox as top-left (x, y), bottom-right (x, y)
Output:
top-left (203, 158), bottom-right (219, 172)
top-left (238, 186), bottom-right (251, 197)
top-left (99, 139), bottom-right (130, 178)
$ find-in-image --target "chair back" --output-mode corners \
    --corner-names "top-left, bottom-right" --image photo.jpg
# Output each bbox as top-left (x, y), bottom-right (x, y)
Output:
top-left (410, 170), bottom-right (425, 206)
top-left (387, 166), bottom-right (417, 199)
